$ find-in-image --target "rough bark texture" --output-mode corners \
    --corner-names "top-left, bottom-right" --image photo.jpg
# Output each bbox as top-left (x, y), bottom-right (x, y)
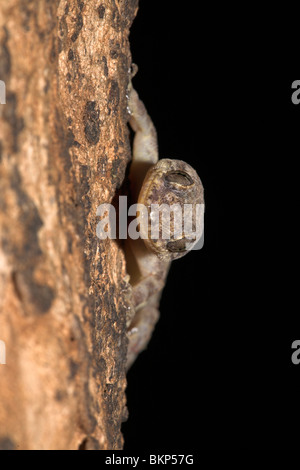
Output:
top-left (0, 0), bottom-right (138, 450)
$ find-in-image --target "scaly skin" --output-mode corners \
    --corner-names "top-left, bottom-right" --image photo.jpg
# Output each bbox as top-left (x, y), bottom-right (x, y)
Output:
top-left (126, 82), bottom-right (204, 370)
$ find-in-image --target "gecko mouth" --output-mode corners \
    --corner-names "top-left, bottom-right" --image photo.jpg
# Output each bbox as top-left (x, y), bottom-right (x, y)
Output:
top-left (166, 237), bottom-right (196, 253)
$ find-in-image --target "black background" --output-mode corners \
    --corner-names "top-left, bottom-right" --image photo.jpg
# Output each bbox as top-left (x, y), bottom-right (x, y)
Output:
top-left (122, 1), bottom-right (299, 451)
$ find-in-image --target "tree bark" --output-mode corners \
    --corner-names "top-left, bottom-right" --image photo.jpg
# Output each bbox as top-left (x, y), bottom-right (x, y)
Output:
top-left (0, 0), bottom-right (138, 450)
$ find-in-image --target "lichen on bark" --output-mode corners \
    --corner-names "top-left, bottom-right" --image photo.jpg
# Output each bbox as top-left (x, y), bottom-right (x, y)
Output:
top-left (0, 0), bottom-right (139, 450)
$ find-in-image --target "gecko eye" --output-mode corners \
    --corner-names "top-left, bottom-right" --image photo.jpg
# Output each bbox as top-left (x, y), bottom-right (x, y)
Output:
top-left (164, 170), bottom-right (194, 187)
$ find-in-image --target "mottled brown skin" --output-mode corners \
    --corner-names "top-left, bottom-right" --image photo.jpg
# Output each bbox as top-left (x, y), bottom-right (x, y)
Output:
top-left (126, 85), bottom-right (204, 370)
top-left (138, 159), bottom-right (204, 262)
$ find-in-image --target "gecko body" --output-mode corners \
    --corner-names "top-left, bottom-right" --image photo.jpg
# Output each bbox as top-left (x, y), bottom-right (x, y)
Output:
top-left (125, 83), bottom-right (204, 370)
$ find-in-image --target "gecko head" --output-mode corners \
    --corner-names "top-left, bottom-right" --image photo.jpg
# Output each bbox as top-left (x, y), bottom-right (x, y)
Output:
top-left (137, 159), bottom-right (204, 261)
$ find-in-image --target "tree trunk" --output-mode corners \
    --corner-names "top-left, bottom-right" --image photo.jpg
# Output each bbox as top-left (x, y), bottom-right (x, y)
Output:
top-left (0, 0), bottom-right (138, 450)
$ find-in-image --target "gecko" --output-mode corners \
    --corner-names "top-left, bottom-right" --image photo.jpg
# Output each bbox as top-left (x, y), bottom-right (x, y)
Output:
top-left (125, 77), bottom-right (204, 370)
